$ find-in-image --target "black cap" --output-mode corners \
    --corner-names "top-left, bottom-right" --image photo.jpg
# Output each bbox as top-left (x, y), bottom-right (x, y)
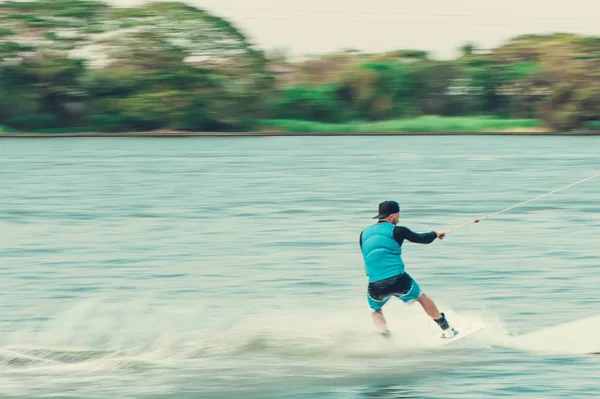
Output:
top-left (373, 200), bottom-right (400, 219)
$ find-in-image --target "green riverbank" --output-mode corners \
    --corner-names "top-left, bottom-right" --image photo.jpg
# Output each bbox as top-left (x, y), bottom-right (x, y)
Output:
top-left (2, 117), bottom-right (599, 137)
top-left (260, 116), bottom-right (550, 134)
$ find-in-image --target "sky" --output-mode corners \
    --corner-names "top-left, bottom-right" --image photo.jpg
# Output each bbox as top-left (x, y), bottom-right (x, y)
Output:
top-left (60, 0), bottom-right (600, 59)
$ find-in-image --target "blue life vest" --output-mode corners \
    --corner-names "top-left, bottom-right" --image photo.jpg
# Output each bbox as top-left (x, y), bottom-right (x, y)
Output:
top-left (360, 222), bottom-right (405, 283)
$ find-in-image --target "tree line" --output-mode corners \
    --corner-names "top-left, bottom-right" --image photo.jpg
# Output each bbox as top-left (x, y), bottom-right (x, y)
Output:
top-left (0, 0), bottom-right (598, 132)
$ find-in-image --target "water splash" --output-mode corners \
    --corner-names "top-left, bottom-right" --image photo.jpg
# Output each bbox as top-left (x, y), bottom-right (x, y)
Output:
top-left (0, 296), bottom-right (512, 372)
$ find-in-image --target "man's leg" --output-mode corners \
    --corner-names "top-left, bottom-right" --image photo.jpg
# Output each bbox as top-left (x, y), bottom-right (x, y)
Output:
top-left (416, 293), bottom-right (442, 319)
top-left (400, 280), bottom-right (457, 338)
top-left (417, 294), bottom-right (457, 337)
top-left (367, 294), bottom-right (391, 337)
top-left (371, 309), bottom-right (390, 337)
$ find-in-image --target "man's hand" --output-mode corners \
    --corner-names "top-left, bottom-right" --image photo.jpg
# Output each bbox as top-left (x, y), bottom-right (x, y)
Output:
top-left (436, 231), bottom-right (446, 240)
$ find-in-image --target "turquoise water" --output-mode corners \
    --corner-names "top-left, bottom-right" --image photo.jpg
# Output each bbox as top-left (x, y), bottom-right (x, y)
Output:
top-left (0, 136), bottom-right (599, 398)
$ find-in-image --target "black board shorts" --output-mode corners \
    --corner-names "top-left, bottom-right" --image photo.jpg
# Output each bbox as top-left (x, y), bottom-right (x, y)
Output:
top-left (366, 273), bottom-right (422, 310)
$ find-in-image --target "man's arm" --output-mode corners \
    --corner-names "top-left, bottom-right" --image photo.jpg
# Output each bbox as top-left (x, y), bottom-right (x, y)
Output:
top-left (393, 226), bottom-right (438, 245)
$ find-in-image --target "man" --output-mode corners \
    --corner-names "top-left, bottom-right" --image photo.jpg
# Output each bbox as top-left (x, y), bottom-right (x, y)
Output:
top-left (359, 200), bottom-right (458, 339)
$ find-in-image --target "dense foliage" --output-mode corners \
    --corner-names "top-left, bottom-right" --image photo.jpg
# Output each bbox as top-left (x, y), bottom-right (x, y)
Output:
top-left (0, 1), bottom-right (598, 132)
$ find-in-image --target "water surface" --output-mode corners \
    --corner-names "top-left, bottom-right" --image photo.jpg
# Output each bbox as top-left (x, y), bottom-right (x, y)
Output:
top-left (0, 135), bottom-right (599, 398)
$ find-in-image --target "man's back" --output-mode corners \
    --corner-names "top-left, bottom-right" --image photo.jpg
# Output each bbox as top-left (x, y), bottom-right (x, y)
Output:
top-left (360, 222), bottom-right (404, 282)
top-left (360, 222), bottom-right (437, 283)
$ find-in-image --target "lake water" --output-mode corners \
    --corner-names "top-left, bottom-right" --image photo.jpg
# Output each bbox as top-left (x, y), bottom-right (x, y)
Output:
top-left (0, 135), bottom-right (599, 398)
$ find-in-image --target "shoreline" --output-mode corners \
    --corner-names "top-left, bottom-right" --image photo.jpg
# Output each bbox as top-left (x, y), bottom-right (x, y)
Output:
top-left (1, 130), bottom-right (600, 137)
